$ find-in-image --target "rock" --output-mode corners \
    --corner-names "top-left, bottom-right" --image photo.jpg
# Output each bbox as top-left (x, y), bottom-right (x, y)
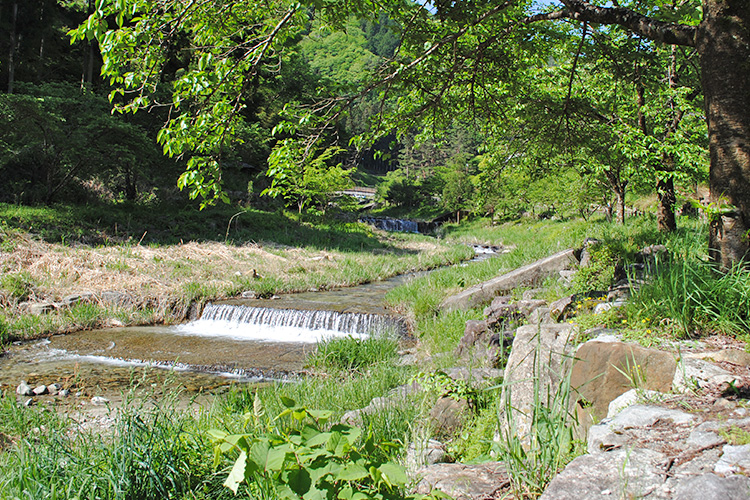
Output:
top-left (59, 291), bottom-right (95, 308)
top-left (24, 398), bottom-right (34, 407)
top-left (241, 290), bottom-right (256, 299)
top-left (32, 385), bottom-right (48, 396)
top-left (500, 323), bottom-right (577, 442)
top-left (405, 439), bottom-right (447, 469)
top-left (540, 447), bottom-right (670, 500)
top-left (516, 299), bottom-right (547, 316)
top-left (444, 367), bottom-right (503, 385)
top-left (588, 404), bottom-right (694, 454)
top-left (699, 349), bottom-right (750, 367)
top-left (441, 248), bottom-right (578, 312)
top-left (594, 300), bottom-right (627, 314)
top-left (570, 340), bottom-right (677, 425)
top-left (715, 444), bottom-right (750, 475)
top-left (456, 320), bottom-right (489, 356)
top-left (16, 381), bottom-right (32, 396)
top-left (578, 238), bottom-right (601, 268)
top-left (29, 302), bottom-right (56, 315)
top-left (606, 285), bottom-right (631, 302)
top-left (558, 269), bottom-right (576, 286)
top-left (483, 303), bottom-right (521, 327)
top-left (674, 357), bottom-right (739, 391)
top-left (47, 383), bottom-right (61, 395)
top-left (674, 473), bottom-right (750, 500)
top-left (638, 244), bottom-right (668, 267)
top-left (99, 291), bottom-right (133, 307)
top-left (91, 396), bottom-right (110, 406)
top-left (59, 389), bottom-right (70, 397)
top-left (414, 462), bottom-right (509, 500)
top-left (549, 295), bottom-right (575, 321)
top-left (522, 288), bottom-right (544, 300)
top-left (429, 397), bottom-right (471, 437)
top-left (527, 306), bottom-right (553, 324)
top-left (606, 388), bottom-right (664, 417)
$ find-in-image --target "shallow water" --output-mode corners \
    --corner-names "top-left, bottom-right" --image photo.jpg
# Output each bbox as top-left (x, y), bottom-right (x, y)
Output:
top-left (0, 246), bottom-right (496, 401)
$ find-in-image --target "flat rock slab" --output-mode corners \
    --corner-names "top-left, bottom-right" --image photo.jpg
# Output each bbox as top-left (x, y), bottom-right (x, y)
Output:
top-left (414, 462), bottom-right (509, 499)
top-left (441, 248), bottom-right (578, 312)
top-left (543, 404), bottom-right (750, 499)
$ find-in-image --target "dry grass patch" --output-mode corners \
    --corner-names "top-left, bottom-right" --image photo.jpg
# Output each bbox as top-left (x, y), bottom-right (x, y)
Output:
top-left (0, 228), bottom-right (467, 338)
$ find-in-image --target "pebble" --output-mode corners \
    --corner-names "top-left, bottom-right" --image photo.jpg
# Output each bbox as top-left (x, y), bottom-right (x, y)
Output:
top-left (24, 398), bottom-right (34, 407)
top-left (16, 381), bottom-right (32, 396)
top-left (59, 389), bottom-right (70, 397)
top-left (32, 385), bottom-right (48, 396)
top-left (91, 396), bottom-right (110, 406)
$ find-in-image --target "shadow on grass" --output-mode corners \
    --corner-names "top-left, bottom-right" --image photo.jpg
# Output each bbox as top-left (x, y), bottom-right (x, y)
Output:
top-left (0, 202), bottom-right (418, 253)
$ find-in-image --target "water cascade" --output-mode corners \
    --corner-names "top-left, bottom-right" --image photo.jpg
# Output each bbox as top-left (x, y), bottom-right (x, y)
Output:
top-left (176, 303), bottom-right (407, 343)
top-left (360, 217), bottom-right (420, 233)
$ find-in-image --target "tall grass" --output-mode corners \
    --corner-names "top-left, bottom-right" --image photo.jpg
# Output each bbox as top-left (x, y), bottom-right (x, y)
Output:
top-left (629, 259), bottom-right (750, 337)
top-left (308, 335), bottom-right (399, 371)
top-left (0, 391), bottom-right (230, 500)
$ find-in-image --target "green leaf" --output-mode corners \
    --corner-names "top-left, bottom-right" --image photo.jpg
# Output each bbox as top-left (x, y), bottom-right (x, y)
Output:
top-left (305, 431), bottom-right (332, 448)
top-left (223, 450), bottom-right (247, 493)
top-left (286, 467), bottom-right (312, 496)
top-left (336, 463), bottom-right (369, 482)
top-left (378, 462), bottom-right (407, 487)
top-left (281, 396), bottom-right (297, 408)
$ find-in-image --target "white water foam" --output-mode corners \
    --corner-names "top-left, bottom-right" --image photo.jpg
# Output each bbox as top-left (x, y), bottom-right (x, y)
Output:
top-left (172, 303), bottom-right (401, 343)
top-left (173, 320), bottom-right (369, 343)
top-left (37, 348), bottom-right (265, 381)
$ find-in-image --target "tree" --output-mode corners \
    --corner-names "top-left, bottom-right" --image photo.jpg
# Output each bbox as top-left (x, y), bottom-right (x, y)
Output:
top-left (76, 0), bottom-right (749, 268)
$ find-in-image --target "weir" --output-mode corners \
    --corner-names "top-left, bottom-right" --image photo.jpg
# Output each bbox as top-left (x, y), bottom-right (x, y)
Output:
top-left (176, 303), bottom-right (407, 343)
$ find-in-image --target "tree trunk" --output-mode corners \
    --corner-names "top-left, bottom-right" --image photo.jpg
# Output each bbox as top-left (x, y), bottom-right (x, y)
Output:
top-left (698, 0), bottom-right (750, 268)
top-left (615, 189), bottom-right (626, 224)
top-left (8, 2), bottom-right (18, 93)
top-left (656, 176), bottom-right (677, 232)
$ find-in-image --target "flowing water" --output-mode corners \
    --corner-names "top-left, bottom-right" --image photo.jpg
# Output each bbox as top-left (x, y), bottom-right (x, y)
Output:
top-left (0, 273), bottom-right (418, 402)
top-left (0, 246), bottom-right (497, 402)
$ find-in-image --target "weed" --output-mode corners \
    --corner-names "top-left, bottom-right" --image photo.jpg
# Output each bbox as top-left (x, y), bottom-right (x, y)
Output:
top-left (570, 243), bottom-right (619, 295)
top-left (209, 398), bottom-right (445, 499)
top-left (493, 342), bottom-right (582, 498)
top-left (719, 426), bottom-right (750, 446)
top-left (0, 271), bottom-right (35, 302)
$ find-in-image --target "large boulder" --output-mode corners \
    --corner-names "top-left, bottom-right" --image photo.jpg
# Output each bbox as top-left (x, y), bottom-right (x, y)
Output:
top-left (500, 323), bottom-right (578, 442)
top-left (570, 340), bottom-right (678, 426)
top-left (441, 248), bottom-right (578, 312)
top-left (414, 462), bottom-right (509, 500)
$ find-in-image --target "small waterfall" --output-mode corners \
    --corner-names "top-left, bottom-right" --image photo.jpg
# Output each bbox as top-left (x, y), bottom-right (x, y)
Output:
top-left (176, 303), bottom-right (406, 343)
top-left (360, 217), bottom-right (420, 233)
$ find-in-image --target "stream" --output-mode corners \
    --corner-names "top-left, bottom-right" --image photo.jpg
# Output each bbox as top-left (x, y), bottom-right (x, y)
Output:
top-left (0, 244), bottom-right (498, 404)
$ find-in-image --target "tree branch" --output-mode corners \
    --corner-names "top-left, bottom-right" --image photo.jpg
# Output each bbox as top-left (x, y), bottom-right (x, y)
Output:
top-left (557, 0), bottom-right (697, 47)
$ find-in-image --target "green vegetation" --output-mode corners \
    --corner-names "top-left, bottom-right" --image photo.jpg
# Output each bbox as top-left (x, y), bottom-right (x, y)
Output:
top-left (209, 398), bottom-right (441, 500)
top-left (308, 335), bottom-right (399, 372)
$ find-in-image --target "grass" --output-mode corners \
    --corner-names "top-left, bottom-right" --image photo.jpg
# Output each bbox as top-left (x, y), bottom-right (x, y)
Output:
top-left (0, 203), bottom-right (471, 343)
top-left (1, 209), bottom-right (735, 498)
top-left (307, 335), bottom-right (400, 372)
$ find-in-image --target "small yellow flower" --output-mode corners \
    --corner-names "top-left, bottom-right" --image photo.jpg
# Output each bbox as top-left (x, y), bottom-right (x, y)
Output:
top-left (577, 304), bottom-right (582, 309)
top-left (641, 319), bottom-right (647, 323)
top-left (621, 319), bottom-right (628, 324)
top-left (646, 329), bottom-right (652, 334)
